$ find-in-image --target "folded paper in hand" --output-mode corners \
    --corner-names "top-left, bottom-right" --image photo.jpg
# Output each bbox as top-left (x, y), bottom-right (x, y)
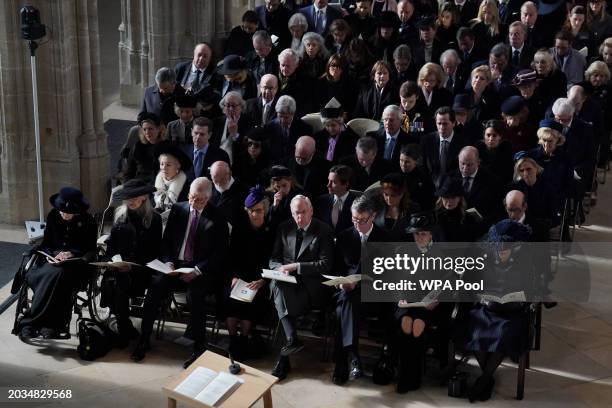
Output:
top-left (321, 274), bottom-right (363, 286)
top-left (479, 291), bottom-right (526, 304)
top-left (261, 269), bottom-right (297, 284)
top-left (37, 250), bottom-right (82, 264)
top-left (146, 259), bottom-right (195, 274)
top-left (230, 279), bottom-right (258, 303)
top-left (90, 254), bottom-right (141, 269)
top-left (174, 366), bottom-right (244, 406)
top-left (398, 289), bottom-right (441, 308)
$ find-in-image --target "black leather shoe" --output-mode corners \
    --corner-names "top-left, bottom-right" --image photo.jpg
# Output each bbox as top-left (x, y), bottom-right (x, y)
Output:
top-left (349, 357), bottom-right (363, 380)
top-left (281, 337), bottom-right (304, 356)
top-left (130, 340), bottom-right (150, 362)
top-left (373, 345), bottom-right (395, 385)
top-left (183, 348), bottom-right (205, 369)
top-left (19, 326), bottom-right (39, 340)
top-left (479, 377), bottom-right (495, 401)
top-left (332, 357), bottom-right (349, 385)
top-left (271, 355), bottom-right (291, 381)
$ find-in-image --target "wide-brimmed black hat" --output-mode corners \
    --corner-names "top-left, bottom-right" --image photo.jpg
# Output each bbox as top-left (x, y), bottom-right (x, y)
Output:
top-left (405, 211), bottom-right (437, 233)
top-left (377, 11), bottom-right (401, 29)
top-left (501, 95), bottom-right (527, 116)
top-left (113, 179), bottom-right (156, 201)
top-left (49, 187), bottom-right (89, 214)
top-left (218, 55), bottom-right (247, 76)
top-left (155, 143), bottom-right (193, 172)
top-left (483, 219), bottom-right (532, 251)
top-left (436, 176), bottom-right (464, 198)
top-left (269, 165), bottom-right (292, 179)
top-left (137, 112), bottom-right (161, 127)
top-left (175, 94), bottom-right (197, 109)
top-left (452, 93), bottom-right (473, 111)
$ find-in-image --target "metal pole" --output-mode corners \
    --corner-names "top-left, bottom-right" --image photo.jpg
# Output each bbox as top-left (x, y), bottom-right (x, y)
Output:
top-left (29, 41), bottom-right (44, 224)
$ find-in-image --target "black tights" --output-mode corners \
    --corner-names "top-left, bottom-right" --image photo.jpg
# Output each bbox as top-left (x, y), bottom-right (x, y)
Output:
top-left (474, 351), bottom-right (504, 378)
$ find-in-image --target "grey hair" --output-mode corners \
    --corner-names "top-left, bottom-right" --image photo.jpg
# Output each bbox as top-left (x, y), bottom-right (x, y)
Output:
top-left (490, 42), bottom-right (510, 59)
top-left (356, 136), bottom-right (378, 154)
top-left (393, 44), bottom-right (412, 61)
top-left (288, 12), bottom-right (308, 31)
top-left (190, 177), bottom-right (213, 198)
top-left (552, 97), bottom-right (576, 116)
top-left (253, 30), bottom-right (272, 44)
top-left (155, 67), bottom-right (176, 85)
top-left (440, 49), bottom-right (461, 65)
top-left (509, 21), bottom-right (527, 35)
top-left (351, 195), bottom-right (376, 215)
top-left (290, 194), bottom-right (312, 209)
top-left (278, 48), bottom-right (300, 64)
top-left (275, 95), bottom-right (297, 113)
top-left (219, 91), bottom-right (246, 110)
top-left (382, 104), bottom-right (402, 118)
top-left (300, 32), bottom-right (330, 60)
top-left (113, 198), bottom-right (155, 229)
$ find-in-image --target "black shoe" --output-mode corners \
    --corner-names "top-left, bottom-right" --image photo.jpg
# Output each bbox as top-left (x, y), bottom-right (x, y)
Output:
top-left (281, 337), bottom-right (304, 356)
top-left (373, 345), bottom-right (395, 385)
top-left (468, 375), bottom-right (492, 403)
top-left (183, 348), bottom-right (205, 369)
top-left (271, 355), bottom-right (291, 381)
top-left (479, 377), bottom-right (495, 401)
top-left (40, 327), bottom-right (58, 339)
top-left (332, 350), bottom-right (349, 385)
top-left (349, 357), bottom-right (363, 380)
top-left (19, 326), bottom-right (39, 340)
top-left (131, 340), bottom-right (150, 362)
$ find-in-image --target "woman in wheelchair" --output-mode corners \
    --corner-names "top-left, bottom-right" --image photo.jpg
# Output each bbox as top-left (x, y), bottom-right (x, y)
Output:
top-left (463, 220), bottom-right (533, 402)
top-left (104, 179), bottom-right (162, 346)
top-left (18, 187), bottom-right (97, 340)
top-left (223, 186), bottom-right (274, 361)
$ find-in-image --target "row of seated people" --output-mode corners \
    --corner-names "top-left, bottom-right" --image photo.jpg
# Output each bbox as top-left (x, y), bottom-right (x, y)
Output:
top-left (17, 167), bottom-right (553, 403)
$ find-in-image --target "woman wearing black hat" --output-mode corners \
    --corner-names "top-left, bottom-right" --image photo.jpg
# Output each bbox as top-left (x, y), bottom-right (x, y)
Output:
top-left (476, 120), bottom-right (514, 185)
top-left (435, 176), bottom-right (486, 242)
top-left (222, 186), bottom-right (275, 360)
top-left (17, 187), bottom-right (97, 340)
top-left (266, 165), bottom-right (304, 229)
top-left (232, 127), bottom-right (271, 188)
top-left (372, 173), bottom-right (420, 240)
top-left (125, 113), bottom-right (171, 185)
top-left (104, 180), bottom-right (162, 346)
top-left (398, 144), bottom-right (436, 211)
top-left (153, 144), bottom-right (192, 213)
top-left (463, 220), bottom-right (533, 402)
top-left (367, 11), bottom-right (402, 63)
top-left (314, 98), bottom-right (360, 164)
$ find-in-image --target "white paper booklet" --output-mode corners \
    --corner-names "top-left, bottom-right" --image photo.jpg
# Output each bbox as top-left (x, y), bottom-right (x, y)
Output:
top-left (321, 274), bottom-right (363, 286)
top-left (174, 366), bottom-right (244, 406)
top-left (90, 254), bottom-right (140, 269)
top-left (261, 268), bottom-right (297, 284)
top-left (230, 279), bottom-right (258, 303)
top-left (146, 259), bottom-right (195, 274)
top-left (479, 291), bottom-right (526, 304)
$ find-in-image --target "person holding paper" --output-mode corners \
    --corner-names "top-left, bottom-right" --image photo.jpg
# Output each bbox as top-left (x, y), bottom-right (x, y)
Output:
top-left (105, 179), bottom-right (162, 347)
top-left (132, 177), bottom-right (229, 368)
top-left (223, 186), bottom-right (275, 360)
top-left (269, 195), bottom-right (334, 381)
top-left (332, 196), bottom-right (391, 386)
top-left (17, 187), bottom-right (97, 340)
top-left (463, 220), bottom-right (533, 402)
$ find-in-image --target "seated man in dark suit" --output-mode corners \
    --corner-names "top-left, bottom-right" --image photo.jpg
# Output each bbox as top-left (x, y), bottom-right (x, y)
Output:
top-left (284, 136), bottom-right (331, 198)
top-left (269, 195), bottom-right (334, 380)
top-left (245, 31), bottom-right (279, 84)
top-left (367, 105), bottom-right (419, 170)
top-left (139, 67), bottom-right (186, 125)
top-left (456, 27), bottom-right (488, 77)
top-left (277, 49), bottom-right (316, 117)
top-left (489, 43), bottom-right (518, 97)
top-left (131, 177), bottom-right (229, 368)
top-left (440, 50), bottom-right (469, 96)
top-left (245, 74), bottom-right (279, 127)
top-left (254, 0), bottom-right (292, 47)
top-left (314, 165), bottom-right (360, 235)
top-left (264, 95), bottom-right (313, 163)
top-left (209, 161), bottom-right (249, 227)
top-left (450, 146), bottom-right (504, 226)
top-left (332, 196), bottom-right (391, 385)
top-left (508, 22), bottom-right (536, 70)
top-left (184, 116), bottom-right (230, 181)
top-left (340, 136), bottom-right (394, 191)
top-left (299, 0), bottom-right (343, 36)
top-left (175, 43), bottom-right (220, 95)
top-left (420, 107), bottom-right (466, 188)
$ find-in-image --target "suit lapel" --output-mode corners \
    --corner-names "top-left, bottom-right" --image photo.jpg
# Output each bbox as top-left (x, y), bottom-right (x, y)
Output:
top-left (298, 226), bottom-right (316, 259)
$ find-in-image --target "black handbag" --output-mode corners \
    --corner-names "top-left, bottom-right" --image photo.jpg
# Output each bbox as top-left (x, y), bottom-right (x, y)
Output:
top-left (448, 372), bottom-right (468, 398)
top-left (76, 318), bottom-right (115, 361)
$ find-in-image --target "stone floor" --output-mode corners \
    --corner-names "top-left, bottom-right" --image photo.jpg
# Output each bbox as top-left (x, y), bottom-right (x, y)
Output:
top-left (1, 119), bottom-right (612, 406)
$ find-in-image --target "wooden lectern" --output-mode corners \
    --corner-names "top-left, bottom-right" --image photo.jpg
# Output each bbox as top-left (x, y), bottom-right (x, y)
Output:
top-left (162, 351), bottom-right (278, 408)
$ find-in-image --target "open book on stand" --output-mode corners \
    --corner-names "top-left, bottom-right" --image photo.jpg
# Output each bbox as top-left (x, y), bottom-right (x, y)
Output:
top-left (174, 366), bottom-right (244, 406)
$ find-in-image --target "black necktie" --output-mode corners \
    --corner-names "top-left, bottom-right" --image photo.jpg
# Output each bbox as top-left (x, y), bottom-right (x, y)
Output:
top-left (294, 228), bottom-right (304, 260)
top-left (440, 139), bottom-right (449, 174)
top-left (463, 176), bottom-right (472, 192)
top-left (513, 50), bottom-right (520, 67)
top-left (447, 75), bottom-right (454, 91)
top-left (185, 122), bottom-right (192, 143)
top-left (192, 69), bottom-right (202, 91)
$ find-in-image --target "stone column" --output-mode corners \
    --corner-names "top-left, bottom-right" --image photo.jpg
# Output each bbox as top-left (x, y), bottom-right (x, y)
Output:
top-left (0, 0), bottom-right (110, 224)
top-left (118, 0), bottom-right (250, 107)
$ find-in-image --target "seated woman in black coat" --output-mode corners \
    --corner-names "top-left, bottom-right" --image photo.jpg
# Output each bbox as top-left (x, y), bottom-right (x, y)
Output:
top-left (105, 180), bottom-right (163, 346)
top-left (232, 127), bottom-right (271, 188)
top-left (17, 188), bottom-right (97, 340)
top-left (468, 65), bottom-right (501, 124)
top-left (415, 63), bottom-right (453, 132)
top-left (435, 176), bottom-right (487, 242)
top-left (533, 49), bottom-right (568, 111)
top-left (367, 11), bottom-right (402, 63)
top-left (372, 173), bottom-right (420, 240)
top-left (266, 165), bottom-right (303, 229)
top-left (316, 53), bottom-right (359, 112)
top-left (224, 187), bottom-right (275, 360)
top-left (153, 144), bottom-right (191, 213)
top-left (346, 38), bottom-right (376, 88)
top-left (398, 144), bottom-right (436, 211)
top-left (314, 98), bottom-right (359, 164)
top-left (125, 113), bottom-right (170, 185)
top-left (510, 154), bottom-right (558, 224)
top-left (325, 19), bottom-right (353, 56)
top-left (299, 32), bottom-right (330, 80)
top-left (353, 60), bottom-right (399, 121)
top-left (464, 220), bottom-right (533, 402)
top-left (476, 119), bottom-right (514, 185)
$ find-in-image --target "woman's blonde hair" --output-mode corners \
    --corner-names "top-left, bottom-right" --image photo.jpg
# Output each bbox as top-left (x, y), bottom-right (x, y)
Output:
top-left (418, 62), bottom-right (445, 87)
top-left (471, 0), bottom-right (501, 36)
top-left (471, 65), bottom-right (492, 83)
top-left (537, 127), bottom-right (565, 146)
top-left (513, 157), bottom-right (543, 182)
top-left (138, 121), bottom-right (166, 144)
top-left (113, 198), bottom-right (154, 229)
top-left (585, 60), bottom-right (611, 82)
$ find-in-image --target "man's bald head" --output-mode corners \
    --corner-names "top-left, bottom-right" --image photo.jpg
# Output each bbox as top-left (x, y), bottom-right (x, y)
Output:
top-left (210, 161), bottom-right (231, 188)
top-left (260, 74), bottom-right (279, 103)
top-left (568, 85), bottom-right (585, 111)
top-left (504, 190), bottom-right (527, 221)
top-left (459, 146), bottom-right (479, 177)
top-left (295, 136), bottom-right (316, 165)
top-left (189, 177), bottom-right (212, 210)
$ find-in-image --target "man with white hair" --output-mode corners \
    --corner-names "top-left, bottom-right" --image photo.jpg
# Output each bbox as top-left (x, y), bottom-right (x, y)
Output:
top-left (139, 66), bottom-right (186, 125)
top-left (367, 104), bottom-right (418, 167)
top-left (440, 49), bottom-right (466, 95)
top-left (277, 48), bottom-right (316, 116)
top-left (269, 194), bottom-right (334, 381)
top-left (246, 31), bottom-right (280, 83)
top-left (211, 91), bottom-right (253, 164)
top-left (285, 135), bottom-right (331, 198)
top-left (567, 85), bottom-right (605, 141)
top-left (264, 95), bottom-right (313, 161)
top-left (209, 161), bottom-right (248, 226)
top-left (132, 177), bottom-right (229, 368)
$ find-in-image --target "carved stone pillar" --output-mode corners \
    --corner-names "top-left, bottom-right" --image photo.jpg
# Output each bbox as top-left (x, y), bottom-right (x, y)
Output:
top-left (0, 0), bottom-right (110, 223)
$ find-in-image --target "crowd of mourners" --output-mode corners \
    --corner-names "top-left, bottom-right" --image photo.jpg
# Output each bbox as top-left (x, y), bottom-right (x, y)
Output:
top-left (14, 0), bottom-right (612, 402)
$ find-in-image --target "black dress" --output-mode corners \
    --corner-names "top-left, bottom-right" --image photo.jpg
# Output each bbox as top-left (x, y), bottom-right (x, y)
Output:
top-left (476, 140), bottom-right (514, 185)
top-left (18, 209), bottom-right (97, 332)
top-left (222, 220), bottom-right (275, 322)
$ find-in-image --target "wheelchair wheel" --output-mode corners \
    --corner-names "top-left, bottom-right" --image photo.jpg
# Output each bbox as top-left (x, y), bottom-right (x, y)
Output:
top-left (87, 271), bottom-right (111, 322)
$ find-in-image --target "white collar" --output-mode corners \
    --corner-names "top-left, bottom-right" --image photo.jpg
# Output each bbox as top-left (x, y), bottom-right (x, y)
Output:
top-left (334, 191), bottom-right (350, 203)
top-left (512, 45), bottom-right (524, 53)
top-left (386, 129), bottom-right (401, 139)
top-left (191, 63), bottom-right (204, 73)
top-left (463, 168), bottom-right (478, 179)
top-left (359, 224), bottom-right (374, 240)
top-left (518, 212), bottom-right (526, 224)
top-left (190, 205), bottom-right (204, 216)
top-left (314, 5), bottom-right (327, 13)
top-left (298, 221), bottom-right (312, 232)
top-left (439, 131), bottom-right (454, 143)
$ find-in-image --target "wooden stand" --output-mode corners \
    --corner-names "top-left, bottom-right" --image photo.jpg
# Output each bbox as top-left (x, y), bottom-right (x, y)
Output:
top-left (162, 351), bottom-right (278, 408)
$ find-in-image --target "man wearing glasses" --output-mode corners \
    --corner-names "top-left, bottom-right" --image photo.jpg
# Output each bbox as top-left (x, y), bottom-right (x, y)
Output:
top-left (332, 196), bottom-right (391, 385)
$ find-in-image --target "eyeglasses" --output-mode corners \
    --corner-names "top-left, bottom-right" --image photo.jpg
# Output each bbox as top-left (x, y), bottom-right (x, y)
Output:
top-left (351, 215), bottom-right (372, 225)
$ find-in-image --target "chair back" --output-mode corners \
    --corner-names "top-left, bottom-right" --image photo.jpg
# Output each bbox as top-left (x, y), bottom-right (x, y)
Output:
top-left (301, 113), bottom-right (324, 134)
top-left (347, 118), bottom-right (380, 138)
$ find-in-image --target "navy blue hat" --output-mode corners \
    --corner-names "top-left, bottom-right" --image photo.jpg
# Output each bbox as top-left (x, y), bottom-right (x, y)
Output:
top-left (218, 55), bottom-right (247, 76)
top-left (501, 96), bottom-right (526, 116)
top-left (269, 165), bottom-right (292, 180)
top-left (485, 219), bottom-right (532, 248)
top-left (539, 118), bottom-right (564, 134)
top-left (436, 176), bottom-right (464, 198)
top-left (49, 187), bottom-right (89, 214)
top-left (452, 94), bottom-right (472, 111)
top-left (244, 185), bottom-right (268, 208)
top-left (417, 16), bottom-right (436, 30)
